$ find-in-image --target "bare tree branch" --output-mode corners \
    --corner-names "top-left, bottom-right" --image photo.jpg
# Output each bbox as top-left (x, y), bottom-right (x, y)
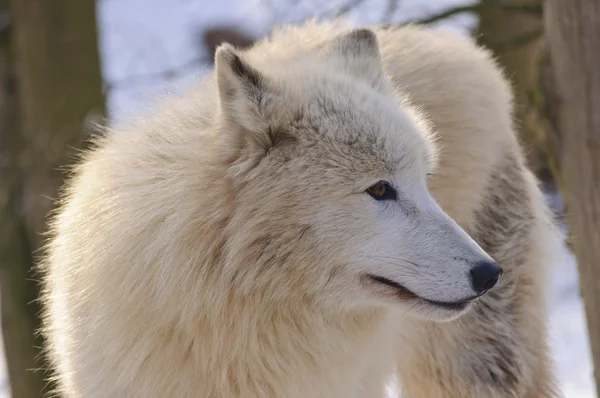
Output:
top-left (334, 0), bottom-right (368, 18)
top-left (104, 1), bottom-right (542, 93)
top-left (382, 0), bottom-right (400, 23)
top-left (409, 2), bottom-right (542, 26)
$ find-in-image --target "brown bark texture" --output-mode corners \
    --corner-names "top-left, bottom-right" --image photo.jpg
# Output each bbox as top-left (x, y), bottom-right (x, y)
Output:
top-left (544, 0), bottom-right (600, 395)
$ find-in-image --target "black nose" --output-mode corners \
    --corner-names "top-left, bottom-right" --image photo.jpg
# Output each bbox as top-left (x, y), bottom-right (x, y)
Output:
top-left (470, 261), bottom-right (503, 293)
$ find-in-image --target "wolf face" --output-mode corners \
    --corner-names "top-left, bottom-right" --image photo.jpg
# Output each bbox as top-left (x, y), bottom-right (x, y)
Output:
top-left (215, 28), bottom-right (501, 321)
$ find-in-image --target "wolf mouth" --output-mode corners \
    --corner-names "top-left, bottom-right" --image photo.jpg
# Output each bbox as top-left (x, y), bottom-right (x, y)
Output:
top-left (367, 275), bottom-right (473, 311)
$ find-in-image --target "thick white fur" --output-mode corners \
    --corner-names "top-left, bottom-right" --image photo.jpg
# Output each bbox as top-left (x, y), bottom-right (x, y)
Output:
top-left (41, 20), bottom-right (563, 397)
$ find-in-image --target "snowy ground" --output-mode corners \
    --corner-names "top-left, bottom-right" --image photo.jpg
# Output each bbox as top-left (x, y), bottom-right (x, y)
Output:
top-left (551, 254), bottom-right (595, 398)
top-left (545, 192), bottom-right (595, 398)
top-left (0, 0), bottom-right (595, 396)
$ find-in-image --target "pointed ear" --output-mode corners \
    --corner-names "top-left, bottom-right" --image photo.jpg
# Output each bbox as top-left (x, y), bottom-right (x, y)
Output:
top-left (215, 44), bottom-right (285, 165)
top-left (215, 43), bottom-right (270, 133)
top-left (323, 28), bottom-right (386, 89)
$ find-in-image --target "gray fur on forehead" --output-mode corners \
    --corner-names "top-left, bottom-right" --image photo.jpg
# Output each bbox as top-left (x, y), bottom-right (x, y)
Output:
top-left (301, 88), bottom-right (426, 152)
top-left (274, 109), bottom-right (419, 176)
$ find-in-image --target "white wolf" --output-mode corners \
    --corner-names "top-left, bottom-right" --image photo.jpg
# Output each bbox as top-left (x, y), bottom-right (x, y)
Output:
top-left (41, 20), bottom-right (562, 397)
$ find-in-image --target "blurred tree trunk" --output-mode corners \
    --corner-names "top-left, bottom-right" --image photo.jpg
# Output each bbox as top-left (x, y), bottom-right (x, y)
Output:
top-left (0, 0), bottom-right (105, 397)
top-left (476, 0), bottom-right (550, 181)
top-left (0, 4), bottom-right (43, 396)
top-left (544, 0), bottom-right (600, 395)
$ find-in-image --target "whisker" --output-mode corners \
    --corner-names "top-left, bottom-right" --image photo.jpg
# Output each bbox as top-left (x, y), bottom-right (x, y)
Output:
top-left (364, 259), bottom-right (422, 278)
top-left (367, 257), bottom-right (406, 268)
top-left (371, 255), bottom-right (422, 268)
top-left (401, 301), bottom-right (420, 317)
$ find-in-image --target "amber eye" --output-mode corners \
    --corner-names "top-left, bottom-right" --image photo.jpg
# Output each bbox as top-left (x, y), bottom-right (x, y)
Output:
top-left (366, 181), bottom-right (397, 201)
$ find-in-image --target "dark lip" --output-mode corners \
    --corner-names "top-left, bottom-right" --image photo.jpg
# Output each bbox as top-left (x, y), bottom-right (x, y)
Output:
top-left (367, 274), bottom-right (475, 311)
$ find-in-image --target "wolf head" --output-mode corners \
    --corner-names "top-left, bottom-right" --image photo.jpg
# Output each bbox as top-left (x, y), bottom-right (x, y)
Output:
top-left (213, 28), bottom-right (501, 321)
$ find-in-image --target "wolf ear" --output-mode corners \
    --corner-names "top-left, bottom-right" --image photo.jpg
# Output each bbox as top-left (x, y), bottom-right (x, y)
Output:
top-left (215, 44), bottom-right (281, 163)
top-left (323, 28), bottom-right (386, 89)
top-left (215, 44), bottom-right (271, 133)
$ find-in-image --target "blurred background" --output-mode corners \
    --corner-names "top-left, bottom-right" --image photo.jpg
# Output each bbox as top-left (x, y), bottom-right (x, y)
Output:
top-left (0, 0), bottom-right (597, 397)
